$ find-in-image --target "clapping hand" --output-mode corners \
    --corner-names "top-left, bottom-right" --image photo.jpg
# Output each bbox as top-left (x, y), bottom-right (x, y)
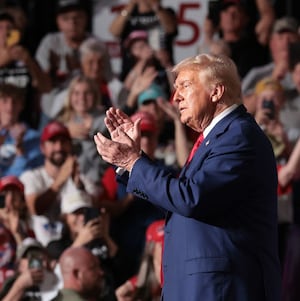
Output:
top-left (94, 108), bottom-right (141, 171)
top-left (106, 108), bottom-right (139, 143)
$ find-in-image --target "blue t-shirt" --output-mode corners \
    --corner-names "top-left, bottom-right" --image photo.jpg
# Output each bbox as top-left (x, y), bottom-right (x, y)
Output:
top-left (0, 125), bottom-right (44, 177)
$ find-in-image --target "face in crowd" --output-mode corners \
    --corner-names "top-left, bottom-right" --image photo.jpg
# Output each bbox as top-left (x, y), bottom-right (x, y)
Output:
top-left (80, 51), bottom-right (104, 81)
top-left (0, 16), bottom-right (15, 48)
top-left (56, 9), bottom-right (87, 42)
top-left (0, 89), bottom-right (23, 127)
top-left (41, 135), bottom-right (72, 167)
top-left (68, 79), bottom-right (98, 115)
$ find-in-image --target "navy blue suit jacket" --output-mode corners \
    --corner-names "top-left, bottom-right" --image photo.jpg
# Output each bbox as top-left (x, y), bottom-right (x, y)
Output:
top-left (127, 105), bottom-right (281, 301)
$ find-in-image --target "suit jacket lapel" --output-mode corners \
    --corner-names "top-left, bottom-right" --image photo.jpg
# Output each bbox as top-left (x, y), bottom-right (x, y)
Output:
top-left (181, 104), bottom-right (248, 177)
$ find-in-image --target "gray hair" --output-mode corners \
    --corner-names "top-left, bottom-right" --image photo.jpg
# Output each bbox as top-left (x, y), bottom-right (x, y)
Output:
top-left (79, 37), bottom-right (107, 59)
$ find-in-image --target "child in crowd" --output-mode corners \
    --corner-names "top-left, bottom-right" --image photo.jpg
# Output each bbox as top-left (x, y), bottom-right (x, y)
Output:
top-left (0, 83), bottom-right (44, 177)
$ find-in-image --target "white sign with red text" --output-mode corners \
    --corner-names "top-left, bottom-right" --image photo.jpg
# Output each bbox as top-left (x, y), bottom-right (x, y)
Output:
top-left (92, 0), bottom-right (208, 74)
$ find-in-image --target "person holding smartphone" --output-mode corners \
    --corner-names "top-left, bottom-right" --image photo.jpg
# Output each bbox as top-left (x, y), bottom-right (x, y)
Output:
top-left (253, 76), bottom-right (293, 265)
top-left (109, 0), bottom-right (177, 80)
top-left (254, 77), bottom-right (291, 160)
top-left (46, 191), bottom-right (122, 299)
top-left (0, 237), bottom-right (59, 301)
top-left (0, 175), bottom-right (34, 244)
top-left (0, 10), bottom-right (51, 129)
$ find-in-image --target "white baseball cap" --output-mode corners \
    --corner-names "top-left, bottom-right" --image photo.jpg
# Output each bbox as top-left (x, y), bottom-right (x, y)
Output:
top-left (61, 190), bottom-right (92, 214)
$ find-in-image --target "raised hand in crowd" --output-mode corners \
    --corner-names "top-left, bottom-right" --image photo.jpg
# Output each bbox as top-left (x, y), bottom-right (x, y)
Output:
top-left (123, 44), bottom-right (155, 90)
top-left (8, 123), bottom-right (26, 156)
top-left (72, 216), bottom-right (104, 247)
top-left (0, 207), bottom-right (22, 242)
top-left (156, 98), bottom-right (190, 167)
top-left (254, 0), bottom-right (275, 46)
top-left (0, 176), bottom-right (33, 244)
top-left (115, 280), bottom-right (135, 301)
top-left (125, 66), bottom-right (158, 109)
top-left (66, 115), bottom-right (92, 140)
top-left (2, 268), bottom-right (44, 301)
top-left (278, 138), bottom-right (300, 188)
top-left (52, 155), bottom-right (79, 191)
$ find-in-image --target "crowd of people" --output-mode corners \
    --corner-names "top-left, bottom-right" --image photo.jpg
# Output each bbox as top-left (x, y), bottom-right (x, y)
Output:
top-left (0, 0), bottom-right (300, 300)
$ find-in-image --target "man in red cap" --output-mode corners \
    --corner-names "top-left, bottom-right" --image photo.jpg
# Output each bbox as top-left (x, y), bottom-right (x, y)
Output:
top-left (19, 121), bottom-right (98, 246)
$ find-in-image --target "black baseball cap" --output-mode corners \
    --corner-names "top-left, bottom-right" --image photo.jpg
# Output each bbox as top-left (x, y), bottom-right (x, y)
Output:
top-left (56, 0), bottom-right (87, 15)
top-left (219, 0), bottom-right (244, 12)
top-left (0, 10), bottom-right (15, 23)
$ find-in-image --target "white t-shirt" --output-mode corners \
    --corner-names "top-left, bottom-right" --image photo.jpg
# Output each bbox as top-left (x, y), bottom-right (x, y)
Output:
top-left (20, 167), bottom-right (98, 246)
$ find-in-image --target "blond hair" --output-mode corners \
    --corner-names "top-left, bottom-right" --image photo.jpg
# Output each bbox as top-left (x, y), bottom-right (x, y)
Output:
top-left (172, 54), bottom-right (242, 103)
top-left (254, 77), bottom-right (283, 95)
top-left (58, 75), bottom-right (101, 123)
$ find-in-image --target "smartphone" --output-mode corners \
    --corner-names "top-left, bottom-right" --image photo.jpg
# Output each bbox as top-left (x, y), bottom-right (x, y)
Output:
top-left (0, 194), bottom-right (5, 208)
top-left (28, 252), bottom-right (43, 269)
top-left (72, 141), bottom-right (82, 156)
top-left (84, 207), bottom-right (100, 224)
top-left (262, 99), bottom-right (275, 119)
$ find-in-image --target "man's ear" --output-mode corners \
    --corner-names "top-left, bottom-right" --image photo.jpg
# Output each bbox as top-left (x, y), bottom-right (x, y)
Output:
top-left (74, 268), bottom-right (80, 279)
top-left (210, 84), bottom-right (225, 103)
top-left (73, 268), bottom-right (83, 285)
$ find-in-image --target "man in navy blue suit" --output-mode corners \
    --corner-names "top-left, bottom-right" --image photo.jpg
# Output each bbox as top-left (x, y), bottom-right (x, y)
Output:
top-left (94, 54), bottom-right (281, 301)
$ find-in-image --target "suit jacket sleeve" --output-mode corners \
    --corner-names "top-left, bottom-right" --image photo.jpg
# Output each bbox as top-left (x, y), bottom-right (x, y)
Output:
top-left (126, 118), bottom-right (277, 220)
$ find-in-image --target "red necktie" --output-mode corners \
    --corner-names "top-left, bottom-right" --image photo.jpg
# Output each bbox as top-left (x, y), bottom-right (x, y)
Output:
top-left (186, 133), bottom-right (204, 164)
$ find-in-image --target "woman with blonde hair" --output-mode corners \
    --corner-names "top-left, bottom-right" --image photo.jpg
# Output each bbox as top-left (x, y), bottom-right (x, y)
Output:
top-left (56, 75), bottom-right (108, 185)
top-left (58, 75), bottom-right (102, 121)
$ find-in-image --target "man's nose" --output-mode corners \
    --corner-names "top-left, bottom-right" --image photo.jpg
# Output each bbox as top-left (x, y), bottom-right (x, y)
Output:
top-left (173, 90), bottom-right (183, 103)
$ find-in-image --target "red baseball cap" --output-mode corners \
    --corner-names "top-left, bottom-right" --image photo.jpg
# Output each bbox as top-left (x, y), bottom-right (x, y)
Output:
top-left (146, 220), bottom-right (165, 243)
top-left (131, 111), bottom-right (157, 134)
top-left (0, 176), bottom-right (24, 192)
top-left (41, 121), bottom-right (71, 143)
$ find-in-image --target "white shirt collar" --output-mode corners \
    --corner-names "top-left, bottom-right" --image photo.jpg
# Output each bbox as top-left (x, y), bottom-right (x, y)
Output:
top-left (203, 104), bottom-right (239, 138)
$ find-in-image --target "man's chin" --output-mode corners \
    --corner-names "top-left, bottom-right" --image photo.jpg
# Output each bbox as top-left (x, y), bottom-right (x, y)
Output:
top-left (49, 156), bottom-right (66, 167)
top-left (180, 114), bottom-right (189, 125)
